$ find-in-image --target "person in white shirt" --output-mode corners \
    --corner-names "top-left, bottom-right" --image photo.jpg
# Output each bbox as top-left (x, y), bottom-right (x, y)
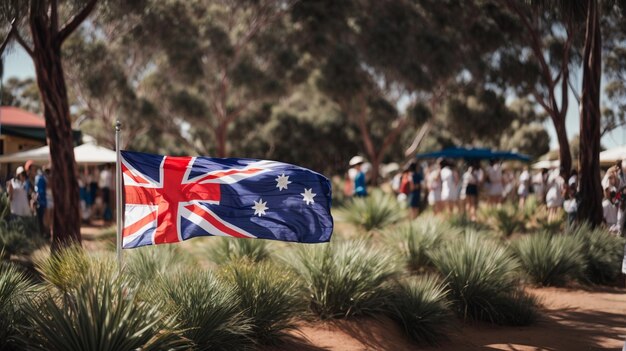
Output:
top-left (427, 162), bottom-right (442, 214)
top-left (546, 167), bottom-right (566, 222)
top-left (517, 167), bottom-right (531, 208)
top-left (603, 187), bottom-right (620, 234)
top-left (439, 159), bottom-right (459, 213)
top-left (7, 166), bottom-right (31, 217)
top-left (532, 168), bottom-right (549, 204)
top-left (486, 160), bottom-right (504, 205)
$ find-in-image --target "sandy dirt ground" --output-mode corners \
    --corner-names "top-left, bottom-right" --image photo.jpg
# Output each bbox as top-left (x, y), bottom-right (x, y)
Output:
top-left (268, 286), bottom-right (626, 351)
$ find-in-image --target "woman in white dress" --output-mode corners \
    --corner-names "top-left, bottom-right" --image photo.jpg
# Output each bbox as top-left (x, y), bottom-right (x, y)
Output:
top-left (7, 166), bottom-right (31, 217)
top-left (518, 167), bottom-right (530, 208)
top-left (486, 160), bottom-right (504, 205)
top-left (440, 160), bottom-right (459, 213)
top-left (427, 163), bottom-right (442, 214)
top-left (546, 167), bottom-right (566, 222)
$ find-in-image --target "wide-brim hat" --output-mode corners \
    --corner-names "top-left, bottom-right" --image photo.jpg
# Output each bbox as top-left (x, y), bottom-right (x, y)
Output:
top-left (349, 156), bottom-right (366, 167)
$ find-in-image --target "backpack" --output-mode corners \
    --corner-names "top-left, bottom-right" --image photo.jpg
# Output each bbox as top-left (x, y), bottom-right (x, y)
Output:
top-left (400, 174), bottom-right (411, 194)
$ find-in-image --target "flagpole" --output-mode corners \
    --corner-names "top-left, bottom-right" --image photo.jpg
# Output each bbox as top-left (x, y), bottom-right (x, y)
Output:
top-left (115, 120), bottom-right (123, 270)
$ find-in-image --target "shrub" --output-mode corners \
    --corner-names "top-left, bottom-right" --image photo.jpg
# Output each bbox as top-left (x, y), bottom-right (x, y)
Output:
top-left (338, 190), bottom-right (405, 231)
top-left (0, 262), bottom-right (37, 350)
top-left (430, 232), bottom-right (531, 324)
top-left (0, 217), bottom-right (44, 259)
top-left (490, 206), bottom-right (525, 237)
top-left (288, 239), bottom-right (399, 319)
top-left (511, 232), bottom-right (586, 286)
top-left (488, 289), bottom-right (539, 326)
top-left (219, 260), bottom-right (303, 345)
top-left (568, 223), bottom-right (626, 285)
top-left (386, 217), bottom-right (458, 272)
top-left (208, 238), bottom-right (271, 265)
top-left (27, 268), bottom-right (189, 351)
top-left (155, 269), bottom-right (254, 351)
top-left (125, 245), bottom-right (190, 284)
top-left (35, 245), bottom-right (106, 292)
top-left (385, 275), bottom-right (451, 345)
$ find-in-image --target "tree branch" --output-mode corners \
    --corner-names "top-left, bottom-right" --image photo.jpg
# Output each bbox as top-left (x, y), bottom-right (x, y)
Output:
top-left (58, 0), bottom-right (97, 42)
top-left (12, 26), bottom-right (34, 57)
top-left (0, 31), bottom-right (12, 55)
top-left (51, 0), bottom-right (59, 32)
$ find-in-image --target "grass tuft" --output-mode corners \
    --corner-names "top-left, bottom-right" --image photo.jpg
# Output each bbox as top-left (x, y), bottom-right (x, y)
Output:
top-left (219, 260), bottom-right (303, 345)
top-left (385, 275), bottom-right (451, 345)
top-left (511, 232), bottom-right (586, 286)
top-left (337, 190), bottom-right (405, 231)
top-left (287, 239), bottom-right (399, 319)
top-left (208, 238), bottom-right (271, 265)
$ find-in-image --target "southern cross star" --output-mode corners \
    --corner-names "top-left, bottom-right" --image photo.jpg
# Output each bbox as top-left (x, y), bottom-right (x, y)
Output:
top-left (301, 188), bottom-right (316, 205)
top-left (275, 173), bottom-right (292, 191)
top-left (252, 198), bottom-right (269, 217)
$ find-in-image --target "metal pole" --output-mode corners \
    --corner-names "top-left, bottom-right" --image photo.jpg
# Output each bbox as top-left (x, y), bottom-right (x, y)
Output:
top-left (115, 120), bottom-right (123, 270)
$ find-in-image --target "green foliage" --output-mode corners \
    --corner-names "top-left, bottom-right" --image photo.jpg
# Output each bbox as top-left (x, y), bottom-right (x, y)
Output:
top-left (0, 262), bottom-right (37, 351)
top-left (35, 245), bottom-right (111, 292)
top-left (511, 232), bottom-right (586, 286)
top-left (567, 223), bottom-right (626, 285)
top-left (208, 238), bottom-right (271, 265)
top-left (386, 216), bottom-right (459, 271)
top-left (26, 269), bottom-right (189, 351)
top-left (125, 245), bottom-right (190, 284)
top-left (430, 232), bottom-right (534, 324)
top-left (0, 194), bottom-right (10, 221)
top-left (385, 275), bottom-right (451, 345)
top-left (155, 269), bottom-right (254, 351)
top-left (482, 205), bottom-right (526, 237)
top-left (219, 260), bottom-right (303, 345)
top-left (338, 190), bottom-right (405, 231)
top-left (0, 218), bottom-right (44, 259)
top-left (288, 239), bottom-right (399, 319)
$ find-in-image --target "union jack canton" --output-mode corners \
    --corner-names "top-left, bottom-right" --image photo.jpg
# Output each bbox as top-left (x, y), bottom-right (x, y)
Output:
top-left (121, 150), bottom-right (333, 249)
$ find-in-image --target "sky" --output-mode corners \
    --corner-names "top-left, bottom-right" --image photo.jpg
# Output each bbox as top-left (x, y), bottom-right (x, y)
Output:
top-left (2, 47), bottom-right (625, 150)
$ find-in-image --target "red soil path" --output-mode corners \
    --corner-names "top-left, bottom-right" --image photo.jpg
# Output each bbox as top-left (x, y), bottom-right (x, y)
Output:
top-left (271, 286), bottom-right (626, 351)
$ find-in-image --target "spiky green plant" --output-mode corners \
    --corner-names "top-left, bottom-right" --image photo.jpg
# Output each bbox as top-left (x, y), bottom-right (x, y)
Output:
top-left (567, 223), bottom-right (625, 285)
top-left (338, 190), bottom-right (405, 231)
top-left (287, 239), bottom-right (399, 319)
top-left (430, 232), bottom-right (527, 323)
top-left (219, 260), bottom-right (303, 345)
top-left (0, 262), bottom-right (37, 351)
top-left (125, 245), bottom-right (190, 284)
top-left (491, 206), bottom-right (525, 237)
top-left (488, 289), bottom-right (539, 326)
top-left (0, 223), bottom-right (43, 259)
top-left (386, 217), bottom-right (459, 272)
top-left (208, 238), bottom-right (271, 265)
top-left (26, 268), bottom-right (189, 351)
top-left (155, 269), bottom-right (254, 351)
top-left (35, 245), bottom-right (103, 292)
top-left (385, 275), bottom-right (451, 345)
top-left (511, 232), bottom-right (586, 286)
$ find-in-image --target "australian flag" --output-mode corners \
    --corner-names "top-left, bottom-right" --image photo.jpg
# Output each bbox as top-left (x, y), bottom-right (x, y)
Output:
top-left (120, 150), bottom-right (333, 249)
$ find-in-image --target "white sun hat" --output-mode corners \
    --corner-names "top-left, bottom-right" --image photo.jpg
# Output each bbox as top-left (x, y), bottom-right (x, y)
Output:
top-left (15, 166), bottom-right (25, 176)
top-left (349, 156), bottom-right (366, 167)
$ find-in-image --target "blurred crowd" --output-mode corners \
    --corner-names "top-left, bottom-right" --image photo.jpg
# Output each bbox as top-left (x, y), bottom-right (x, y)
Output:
top-left (344, 156), bottom-right (626, 237)
top-left (4, 161), bottom-right (115, 238)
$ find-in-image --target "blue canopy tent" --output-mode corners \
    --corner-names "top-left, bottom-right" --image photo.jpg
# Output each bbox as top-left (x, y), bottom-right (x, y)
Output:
top-left (415, 147), bottom-right (530, 162)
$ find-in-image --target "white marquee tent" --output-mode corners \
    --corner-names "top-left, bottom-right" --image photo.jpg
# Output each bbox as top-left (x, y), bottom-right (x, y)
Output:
top-left (600, 145), bottom-right (626, 166)
top-left (0, 143), bottom-right (117, 165)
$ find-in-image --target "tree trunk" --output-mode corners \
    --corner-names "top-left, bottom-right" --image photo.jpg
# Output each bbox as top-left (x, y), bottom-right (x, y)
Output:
top-left (215, 123), bottom-right (228, 158)
top-left (577, 0), bottom-right (603, 226)
top-left (554, 119), bottom-right (572, 174)
top-left (30, 11), bottom-right (81, 250)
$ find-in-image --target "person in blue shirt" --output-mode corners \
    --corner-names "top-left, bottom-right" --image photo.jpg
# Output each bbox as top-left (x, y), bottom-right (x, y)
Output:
top-left (349, 156), bottom-right (368, 197)
top-left (34, 167), bottom-right (48, 237)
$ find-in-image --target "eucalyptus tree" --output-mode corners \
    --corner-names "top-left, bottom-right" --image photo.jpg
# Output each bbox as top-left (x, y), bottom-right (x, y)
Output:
top-left (0, 77), bottom-right (41, 112)
top-left (0, 0), bottom-right (98, 249)
top-left (500, 1), bottom-right (579, 173)
top-left (128, 0), bottom-right (304, 158)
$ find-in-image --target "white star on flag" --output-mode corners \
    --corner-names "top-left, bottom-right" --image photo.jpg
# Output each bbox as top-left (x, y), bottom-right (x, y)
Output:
top-left (252, 198), bottom-right (269, 217)
top-left (301, 188), bottom-right (316, 205)
top-left (275, 173), bottom-right (292, 191)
